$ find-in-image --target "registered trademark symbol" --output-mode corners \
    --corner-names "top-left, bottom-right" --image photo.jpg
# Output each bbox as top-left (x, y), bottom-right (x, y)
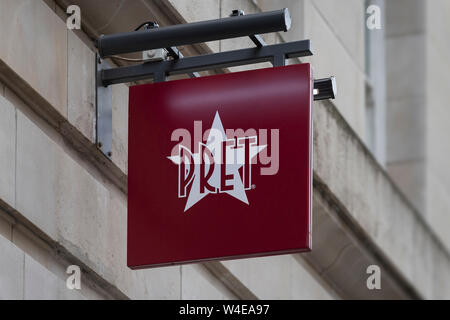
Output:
top-left (251, 184), bottom-right (256, 189)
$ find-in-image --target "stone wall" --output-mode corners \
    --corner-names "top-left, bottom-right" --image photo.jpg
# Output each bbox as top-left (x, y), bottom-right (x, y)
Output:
top-left (0, 0), bottom-right (449, 299)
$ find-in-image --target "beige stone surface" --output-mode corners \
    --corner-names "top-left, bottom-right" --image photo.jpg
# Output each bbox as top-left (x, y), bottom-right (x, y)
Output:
top-left (386, 34), bottom-right (426, 101)
top-left (0, 0), bottom-right (448, 301)
top-left (15, 105), bottom-right (180, 299)
top-left (12, 223), bottom-right (55, 271)
top-left (0, 95), bottom-right (16, 207)
top-left (68, 31), bottom-right (96, 142)
top-left (310, 0), bottom-right (365, 70)
top-left (290, 256), bottom-right (335, 299)
top-left (0, 234), bottom-right (24, 299)
top-left (0, 213), bottom-right (12, 241)
top-left (24, 254), bottom-right (60, 299)
top-left (222, 255), bottom-right (333, 299)
top-left (24, 255), bottom-right (86, 300)
top-left (112, 84), bottom-right (129, 174)
top-left (425, 10), bottom-right (450, 253)
top-left (307, 191), bottom-right (387, 299)
top-left (426, 0), bottom-right (450, 61)
top-left (16, 110), bottom-right (59, 238)
top-left (43, 0), bottom-right (56, 11)
top-left (0, 0), bottom-right (67, 116)
top-left (426, 173), bottom-right (450, 251)
top-left (384, 0), bottom-right (428, 228)
top-left (386, 96), bottom-right (425, 163)
top-left (313, 100), bottom-right (450, 298)
top-left (386, 0), bottom-right (425, 37)
top-left (304, 1), bottom-right (366, 138)
top-left (10, 221), bottom-right (112, 299)
top-left (387, 160), bottom-right (426, 214)
top-left (181, 264), bottom-right (236, 299)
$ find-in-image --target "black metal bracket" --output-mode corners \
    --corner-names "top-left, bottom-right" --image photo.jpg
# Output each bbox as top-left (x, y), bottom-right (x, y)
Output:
top-left (101, 40), bottom-right (312, 85)
top-left (95, 8), bottom-right (336, 158)
top-left (96, 55), bottom-right (112, 159)
top-left (314, 77), bottom-right (337, 100)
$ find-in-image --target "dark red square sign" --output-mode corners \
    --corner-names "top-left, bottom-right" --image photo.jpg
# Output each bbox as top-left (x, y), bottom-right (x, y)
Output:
top-left (128, 63), bottom-right (313, 268)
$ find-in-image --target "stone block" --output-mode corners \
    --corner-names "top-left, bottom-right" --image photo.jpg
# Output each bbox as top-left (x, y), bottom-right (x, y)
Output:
top-left (304, 196), bottom-right (353, 271)
top-left (386, 96), bottom-right (426, 163)
top-left (304, 2), bottom-right (366, 138)
top-left (290, 256), bottom-right (334, 299)
top-left (0, 95), bottom-right (16, 207)
top-left (425, 172), bottom-right (450, 253)
top-left (311, 0), bottom-right (365, 70)
top-left (24, 255), bottom-right (87, 299)
top-left (223, 254), bottom-right (332, 299)
top-left (426, 0), bottom-right (450, 62)
top-left (386, 34), bottom-right (425, 101)
top-left (387, 160), bottom-right (426, 214)
top-left (43, 0), bottom-right (56, 11)
top-left (12, 224), bottom-right (54, 270)
top-left (15, 105), bottom-right (181, 299)
top-left (24, 255), bottom-right (59, 299)
top-left (426, 41), bottom-right (450, 196)
top-left (312, 99), bottom-right (450, 298)
top-left (181, 264), bottom-right (236, 299)
top-left (15, 110), bottom-right (59, 238)
top-left (0, 234), bottom-right (24, 299)
top-left (0, 213), bottom-right (12, 240)
top-left (0, 0), bottom-right (67, 116)
top-left (68, 31), bottom-right (96, 142)
top-left (386, 0), bottom-right (425, 37)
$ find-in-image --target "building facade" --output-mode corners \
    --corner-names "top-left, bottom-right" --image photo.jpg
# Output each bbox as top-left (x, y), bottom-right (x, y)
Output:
top-left (0, 0), bottom-right (449, 299)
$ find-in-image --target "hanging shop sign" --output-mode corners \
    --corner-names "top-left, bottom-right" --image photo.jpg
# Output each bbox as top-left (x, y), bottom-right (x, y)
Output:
top-left (127, 63), bottom-right (313, 268)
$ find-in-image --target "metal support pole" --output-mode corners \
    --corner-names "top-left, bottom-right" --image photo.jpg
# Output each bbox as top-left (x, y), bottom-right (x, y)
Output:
top-left (230, 9), bottom-right (266, 47)
top-left (96, 9), bottom-right (291, 57)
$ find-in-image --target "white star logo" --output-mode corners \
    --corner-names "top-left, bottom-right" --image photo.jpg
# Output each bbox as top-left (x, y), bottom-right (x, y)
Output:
top-left (168, 111), bottom-right (266, 212)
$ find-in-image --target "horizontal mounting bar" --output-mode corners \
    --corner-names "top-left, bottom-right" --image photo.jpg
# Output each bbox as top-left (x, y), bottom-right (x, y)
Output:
top-left (96, 9), bottom-right (291, 58)
top-left (165, 46), bottom-right (200, 78)
top-left (101, 40), bottom-right (312, 86)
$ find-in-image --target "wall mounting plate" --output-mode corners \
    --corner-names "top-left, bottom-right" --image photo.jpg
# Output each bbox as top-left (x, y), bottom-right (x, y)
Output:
top-left (96, 54), bottom-right (112, 159)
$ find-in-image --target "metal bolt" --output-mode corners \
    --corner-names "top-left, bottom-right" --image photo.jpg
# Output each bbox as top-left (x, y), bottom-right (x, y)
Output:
top-left (107, 152), bottom-right (112, 157)
top-left (230, 9), bottom-right (245, 17)
top-left (145, 21), bottom-right (159, 29)
top-left (97, 142), bottom-right (102, 148)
